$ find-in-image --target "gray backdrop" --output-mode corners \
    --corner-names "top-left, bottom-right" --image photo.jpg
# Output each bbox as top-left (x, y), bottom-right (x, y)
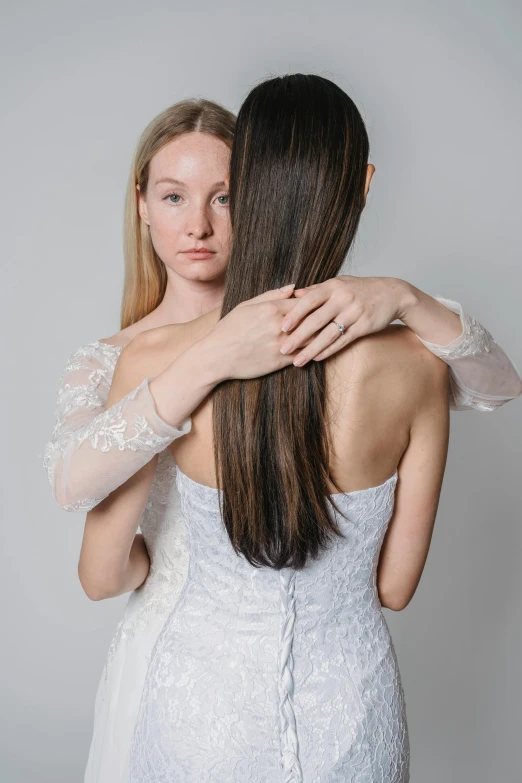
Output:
top-left (1, 0), bottom-right (521, 780)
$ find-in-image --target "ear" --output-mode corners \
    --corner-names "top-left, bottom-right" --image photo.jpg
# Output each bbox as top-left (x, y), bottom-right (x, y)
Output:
top-left (137, 184), bottom-right (150, 226)
top-left (362, 164), bottom-right (375, 208)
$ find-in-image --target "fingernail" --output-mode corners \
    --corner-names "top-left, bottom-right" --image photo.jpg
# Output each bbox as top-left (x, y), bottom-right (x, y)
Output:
top-left (279, 283), bottom-right (296, 293)
top-left (281, 321), bottom-right (290, 333)
top-left (293, 354), bottom-right (306, 367)
top-left (280, 341), bottom-right (293, 355)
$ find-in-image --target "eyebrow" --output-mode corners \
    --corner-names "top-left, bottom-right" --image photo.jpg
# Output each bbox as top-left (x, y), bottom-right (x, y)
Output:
top-left (154, 178), bottom-right (227, 189)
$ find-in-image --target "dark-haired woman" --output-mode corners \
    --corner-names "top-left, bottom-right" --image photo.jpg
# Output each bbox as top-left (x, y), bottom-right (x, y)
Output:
top-left (81, 75), bottom-right (520, 781)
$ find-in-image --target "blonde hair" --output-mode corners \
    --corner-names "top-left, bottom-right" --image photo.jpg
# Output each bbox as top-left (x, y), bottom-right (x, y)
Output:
top-left (121, 99), bottom-right (236, 328)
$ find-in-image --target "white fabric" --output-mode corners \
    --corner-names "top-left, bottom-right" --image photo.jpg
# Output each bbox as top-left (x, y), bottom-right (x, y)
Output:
top-left (43, 341), bottom-right (191, 510)
top-left (43, 304), bottom-right (522, 514)
top-left (129, 466), bottom-right (408, 782)
top-left (84, 453), bottom-right (190, 782)
top-left (416, 297), bottom-right (522, 411)
top-left (41, 301), bottom-right (521, 781)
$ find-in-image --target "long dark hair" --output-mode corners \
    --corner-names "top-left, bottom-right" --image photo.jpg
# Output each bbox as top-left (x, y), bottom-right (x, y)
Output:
top-left (213, 74), bottom-right (370, 570)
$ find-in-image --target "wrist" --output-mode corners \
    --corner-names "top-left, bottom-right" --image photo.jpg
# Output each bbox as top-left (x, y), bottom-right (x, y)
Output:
top-left (395, 280), bottom-right (421, 323)
top-left (149, 336), bottom-right (227, 429)
top-left (184, 332), bottom-right (232, 387)
top-left (395, 285), bottom-right (464, 346)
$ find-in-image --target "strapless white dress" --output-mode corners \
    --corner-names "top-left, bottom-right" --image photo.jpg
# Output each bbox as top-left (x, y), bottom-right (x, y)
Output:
top-left (41, 296), bottom-right (521, 781)
top-left (129, 467), bottom-right (408, 782)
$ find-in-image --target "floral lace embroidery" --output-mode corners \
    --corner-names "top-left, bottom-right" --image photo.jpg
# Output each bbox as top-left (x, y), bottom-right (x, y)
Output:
top-left (43, 342), bottom-right (122, 486)
top-left (420, 296), bottom-right (494, 359)
top-left (43, 340), bottom-right (191, 511)
top-left (129, 469), bottom-right (409, 782)
top-left (45, 310), bottom-right (521, 511)
top-left (75, 381), bottom-right (175, 454)
top-left (103, 453), bottom-right (189, 680)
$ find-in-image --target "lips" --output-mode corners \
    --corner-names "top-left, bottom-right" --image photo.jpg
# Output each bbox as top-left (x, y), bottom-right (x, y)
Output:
top-left (182, 248), bottom-right (216, 260)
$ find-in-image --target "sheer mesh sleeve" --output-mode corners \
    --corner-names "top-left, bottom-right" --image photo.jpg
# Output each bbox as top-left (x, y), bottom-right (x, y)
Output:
top-left (416, 297), bottom-right (522, 411)
top-left (43, 341), bottom-right (191, 511)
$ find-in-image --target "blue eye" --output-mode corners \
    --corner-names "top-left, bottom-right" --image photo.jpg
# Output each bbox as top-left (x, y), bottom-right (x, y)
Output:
top-left (167, 194), bottom-right (182, 204)
top-left (216, 195), bottom-right (229, 205)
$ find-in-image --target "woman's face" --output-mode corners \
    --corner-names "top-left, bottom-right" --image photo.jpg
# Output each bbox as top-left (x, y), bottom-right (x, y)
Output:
top-left (139, 132), bottom-right (231, 283)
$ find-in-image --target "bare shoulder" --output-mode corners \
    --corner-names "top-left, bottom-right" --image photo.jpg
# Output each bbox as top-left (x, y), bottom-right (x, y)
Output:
top-left (97, 322), bottom-right (143, 349)
top-left (372, 324), bottom-right (448, 375)
top-left (119, 309), bottom-right (220, 379)
top-left (332, 324), bottom-right (449, 402)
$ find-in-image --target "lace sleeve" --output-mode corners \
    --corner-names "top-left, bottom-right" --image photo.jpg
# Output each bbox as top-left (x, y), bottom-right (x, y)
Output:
top-left (416, 297), bottom-right (522, 411)
top-left (43, 341), bottom-right (191, 511)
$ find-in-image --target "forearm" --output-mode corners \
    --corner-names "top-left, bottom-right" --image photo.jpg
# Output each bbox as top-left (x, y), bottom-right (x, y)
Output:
top-left (398, 283), bottom-right (463, 346)
top-left (398, 283), bottom-right (521, 408)
top-left (111, 534), bottom-right (151, 597)
top-left (78, 459), bottom-right (157, 601)
top-left (147, 335), bottom-right (230, 427)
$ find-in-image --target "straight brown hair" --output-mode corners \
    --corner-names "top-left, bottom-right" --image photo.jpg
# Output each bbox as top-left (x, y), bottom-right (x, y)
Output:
top-left (213, 74), bottom-right (370, 570)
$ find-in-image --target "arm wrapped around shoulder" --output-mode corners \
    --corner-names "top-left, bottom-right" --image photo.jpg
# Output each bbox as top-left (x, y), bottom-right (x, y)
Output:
top-left (44, 342), bottom-right (191, 511)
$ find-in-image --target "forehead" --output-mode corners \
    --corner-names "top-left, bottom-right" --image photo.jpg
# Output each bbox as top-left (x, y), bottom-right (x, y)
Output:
top-left (149, 132), bottom-right (230, 186)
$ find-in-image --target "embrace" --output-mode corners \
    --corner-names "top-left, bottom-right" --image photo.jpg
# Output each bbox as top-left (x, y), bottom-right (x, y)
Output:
top-left (45, 73), bottom-right (521, 782)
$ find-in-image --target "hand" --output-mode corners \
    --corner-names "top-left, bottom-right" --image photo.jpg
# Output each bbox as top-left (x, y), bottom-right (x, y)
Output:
top-left (203, 285), bottom-right (299, 381)
top-left (279, 276), bottom-right (415, 365)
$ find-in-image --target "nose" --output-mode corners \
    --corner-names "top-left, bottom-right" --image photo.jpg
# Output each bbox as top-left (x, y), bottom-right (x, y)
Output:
top-left (185, 203), bottom-right (213, 240)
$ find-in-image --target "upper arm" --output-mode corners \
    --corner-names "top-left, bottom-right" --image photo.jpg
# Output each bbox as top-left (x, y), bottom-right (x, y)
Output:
top-left (44, 343), bottom-right (116, 505)
top-left (106, 337), bottom-right (151, 407)
top-left (377, 351), bottom-right (450, 610)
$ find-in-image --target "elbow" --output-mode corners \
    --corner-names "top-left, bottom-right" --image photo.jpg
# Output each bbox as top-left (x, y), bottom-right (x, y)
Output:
top-left (50, 474), bottom-right (75, 510)
top-left (45, 467), bottom-right (71, 510)
top-left (78, 564), bottom-right (121, 602)
top-left (48, 463), bottom-right (94, 511)
top-left (381, 596), bottom-right (411, 612)
top-left (82, 586), bottom-right (110, 602)
top-left (53, 485), bottom-right (100, 512)
top-left (378, 587), bottom-right (413, 612)
top-left (80, 580), bottom-right (120, 602)
top-left (54, 488), bottom-right (73, 511)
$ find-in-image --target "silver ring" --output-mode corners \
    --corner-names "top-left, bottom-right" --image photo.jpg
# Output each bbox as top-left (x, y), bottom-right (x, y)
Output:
top-left (332, 320), bottom-right (346, 336)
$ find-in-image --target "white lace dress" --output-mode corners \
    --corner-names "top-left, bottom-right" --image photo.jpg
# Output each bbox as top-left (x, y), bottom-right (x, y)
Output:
top-left (43, 298), bottom-right (522, 782)
top-left (130, 467), bottom-right (405, 782)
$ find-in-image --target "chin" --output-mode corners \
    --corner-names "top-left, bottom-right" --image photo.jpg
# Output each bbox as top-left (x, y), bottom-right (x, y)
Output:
top-left (168, 260), bottom-right (228, 284)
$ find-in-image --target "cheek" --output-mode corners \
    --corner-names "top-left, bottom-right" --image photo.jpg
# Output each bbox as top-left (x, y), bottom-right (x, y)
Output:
top-left (147, 205), bottom-right (181, 256)
top-left (148, 203), bottom-right (178, 237)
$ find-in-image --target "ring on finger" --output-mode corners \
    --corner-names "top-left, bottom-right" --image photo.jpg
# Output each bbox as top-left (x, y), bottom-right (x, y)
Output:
top-left (332, 320), bottom-right (346, 337)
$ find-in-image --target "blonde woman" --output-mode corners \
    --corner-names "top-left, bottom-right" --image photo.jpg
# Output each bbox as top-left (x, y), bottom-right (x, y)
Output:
top-left (44, 98), bottom-right (521, 781)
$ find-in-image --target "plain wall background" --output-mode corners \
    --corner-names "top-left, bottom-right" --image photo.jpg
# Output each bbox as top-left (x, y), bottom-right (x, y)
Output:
top-left (1, 0), bottom-right (521, 780)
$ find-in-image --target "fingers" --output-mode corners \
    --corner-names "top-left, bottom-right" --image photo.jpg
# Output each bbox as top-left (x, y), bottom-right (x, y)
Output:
top-left (292, 322), bottom-right (366, 365)
top-left (280, 302), bottom-right (345, 355)
top-left (280, 287), bottom-right (329, 333)
top-left (245, 284), bottom-right (296, 305)
top-left (290, 322), bottom-right (345, 365)
top-left (234, 297), bottom-right (297, 323)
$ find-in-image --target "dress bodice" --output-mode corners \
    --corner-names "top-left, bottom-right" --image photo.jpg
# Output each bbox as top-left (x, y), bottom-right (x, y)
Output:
top-left (174, 464), bottom-right (398, 596)
top-left (130, 467), bottom-right (408, 782)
